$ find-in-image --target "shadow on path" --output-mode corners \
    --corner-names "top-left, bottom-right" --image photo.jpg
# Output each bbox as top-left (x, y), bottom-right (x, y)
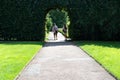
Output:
top-left (44, 42), bottom-right (73, 47)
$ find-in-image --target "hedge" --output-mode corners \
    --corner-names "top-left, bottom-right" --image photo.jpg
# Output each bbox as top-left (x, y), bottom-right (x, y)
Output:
top-left (0, 0), bottom-right (119, 41)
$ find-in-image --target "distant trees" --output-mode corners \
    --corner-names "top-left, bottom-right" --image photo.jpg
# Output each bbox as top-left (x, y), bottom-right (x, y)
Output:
top-left (45, 9), bottom-right (69, 32)
top-left (45, 14), bottom-right (53, 33)
top-left (49, 9), bottom-right (69, 28)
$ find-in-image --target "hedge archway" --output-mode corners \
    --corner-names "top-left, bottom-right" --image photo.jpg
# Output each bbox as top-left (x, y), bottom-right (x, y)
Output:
top-left (0, 0), bottom-right (119, 41)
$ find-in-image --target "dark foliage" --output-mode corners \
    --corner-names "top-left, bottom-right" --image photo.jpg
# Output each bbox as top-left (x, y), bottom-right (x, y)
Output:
top-left (0, 0), bottom-right (119, 41)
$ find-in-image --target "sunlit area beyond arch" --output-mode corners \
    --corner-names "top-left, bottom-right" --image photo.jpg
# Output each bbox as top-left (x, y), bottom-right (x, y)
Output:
top-left (45, 8), bottom-right (70, 41)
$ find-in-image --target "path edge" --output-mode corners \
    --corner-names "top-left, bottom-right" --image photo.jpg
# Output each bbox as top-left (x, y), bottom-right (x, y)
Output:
top-left (73, 41), bottom-right (117, 80)
top-left (14, 46), bottom-right (44, 80)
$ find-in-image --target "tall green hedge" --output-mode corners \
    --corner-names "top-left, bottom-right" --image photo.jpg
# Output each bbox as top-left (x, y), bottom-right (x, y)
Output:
top-left (0, 0), bottom-right (45, 41)
top-left (69, 0), bottom-right (120, 41)
top-left (0, 0), bottom-right (119, 41)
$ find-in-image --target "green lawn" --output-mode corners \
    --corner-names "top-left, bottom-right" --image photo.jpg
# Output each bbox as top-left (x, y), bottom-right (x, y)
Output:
top-left (76, 41), bottom-right (120, 80)
top-left (0, 42), bottom-right (43, 80)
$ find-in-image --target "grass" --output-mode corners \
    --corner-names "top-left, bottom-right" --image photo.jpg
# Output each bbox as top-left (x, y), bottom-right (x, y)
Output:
top-left (0, 42), bottom-right (43, 80)
top-left (76, 41), bottom-right (120, 80)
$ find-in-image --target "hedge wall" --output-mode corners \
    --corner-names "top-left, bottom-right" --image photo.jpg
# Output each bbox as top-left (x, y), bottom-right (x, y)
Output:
top-left (0, 0), bottom-right (46, 41)
top-left (0, 0), bottom-right (119, 41)
top-left (68, 0), bottom-right (120, 41)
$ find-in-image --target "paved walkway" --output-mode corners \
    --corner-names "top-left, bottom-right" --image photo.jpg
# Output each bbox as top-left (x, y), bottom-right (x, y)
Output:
top-left (16, 32), bottom-right (116, 80)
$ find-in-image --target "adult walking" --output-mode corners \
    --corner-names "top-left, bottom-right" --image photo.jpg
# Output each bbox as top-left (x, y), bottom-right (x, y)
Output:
top-left (52, 23), bottom-right (58, 40)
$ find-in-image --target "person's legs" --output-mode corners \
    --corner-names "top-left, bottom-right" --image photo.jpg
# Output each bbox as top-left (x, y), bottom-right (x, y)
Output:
top-left (56, 31), bottom-right (58, 40)
top-left (53, 32), bottom-right (55, 40)
top-left (54, 31), bottom-right (58, 40)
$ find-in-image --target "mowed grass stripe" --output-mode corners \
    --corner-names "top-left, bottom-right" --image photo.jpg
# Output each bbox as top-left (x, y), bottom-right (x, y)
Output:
top-left (0, 42), bottom-right (43, 80)
top-left (76, 41), bottom-right (120, 80)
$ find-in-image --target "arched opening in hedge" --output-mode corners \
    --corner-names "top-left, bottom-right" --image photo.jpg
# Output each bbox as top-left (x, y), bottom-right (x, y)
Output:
top-left (44, 7), bottom-right (71, 37)
top-left (0, 0), bottom-right (119, 41)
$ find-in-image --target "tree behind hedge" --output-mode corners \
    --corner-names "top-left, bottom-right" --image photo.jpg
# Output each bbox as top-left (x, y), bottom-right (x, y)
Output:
top-left (49, 9), bottom-right (69, 28)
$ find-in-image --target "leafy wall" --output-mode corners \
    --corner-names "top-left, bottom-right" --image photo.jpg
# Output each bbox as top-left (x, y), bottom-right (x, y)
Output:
top-left (0, 0), bottom-right (119, 41)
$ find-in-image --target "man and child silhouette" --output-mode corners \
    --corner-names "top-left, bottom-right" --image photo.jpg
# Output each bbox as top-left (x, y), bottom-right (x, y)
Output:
top-left (52, 23), bottom-right (67, 40)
